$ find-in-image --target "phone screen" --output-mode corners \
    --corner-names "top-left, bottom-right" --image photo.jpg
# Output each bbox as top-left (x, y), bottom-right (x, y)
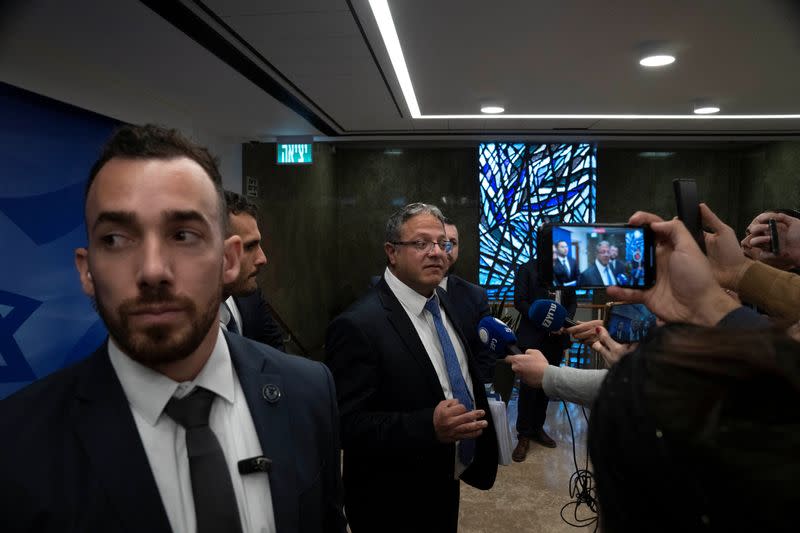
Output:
top-left (605, 303), bottom-right (657, 343)
top-left (537, 223), bottom-right (656, 289)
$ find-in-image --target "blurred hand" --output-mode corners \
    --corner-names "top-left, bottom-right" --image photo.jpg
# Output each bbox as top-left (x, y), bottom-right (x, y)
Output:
top-left (591, 326), bottom-right (637, 366)
top-left (433, 399), bottom-right (487, 443)
top-left (700, 203), bottom-right (754, 289)
top-left (742, 211), bottom-right (800, 269)
top-left (607, 211), bottom-right (739, 327)
top-left (504, 349), bottom-right (548, 388)
top-left (566, 319), bottom-right (604, 345)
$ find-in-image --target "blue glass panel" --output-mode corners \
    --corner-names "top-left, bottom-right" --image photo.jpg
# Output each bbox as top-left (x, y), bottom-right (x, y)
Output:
top-left (478, 143), bottom-right (597, 302)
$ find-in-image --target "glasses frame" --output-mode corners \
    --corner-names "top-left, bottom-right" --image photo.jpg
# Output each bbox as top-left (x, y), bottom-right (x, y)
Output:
top-left (391, 239), bottom-right (454, 254)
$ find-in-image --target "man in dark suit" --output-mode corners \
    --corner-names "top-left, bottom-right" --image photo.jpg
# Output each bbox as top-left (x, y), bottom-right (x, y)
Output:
top-left (578, 240), bottom-right (618, 287)
top-left (325, 203), bottom-right (498, 533)
top-left (512, 254), bottom-right (576, 459)
top-left (222, 191), bottom-right (286, 351)
top-left (609, 244), bottom-right (626, 277)
top-left (441, 219), bottom-right (495, 387)
top-left (0, 125), bottom-right (345, 532)
top-left (553, 239), bottom-right (578, 286)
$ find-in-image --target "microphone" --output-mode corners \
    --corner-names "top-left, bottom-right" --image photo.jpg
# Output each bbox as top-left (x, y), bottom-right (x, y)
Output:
top-left (238, 456), bottom-right (272, 475)
top-left (528, 300), bottom-right (578, 332)
top-left (478, 316), bottom-right (522, 355)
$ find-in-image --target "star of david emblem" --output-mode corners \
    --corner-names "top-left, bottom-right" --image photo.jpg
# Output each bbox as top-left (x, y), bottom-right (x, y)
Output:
top-left (0, 290), bottom-right (41, 383)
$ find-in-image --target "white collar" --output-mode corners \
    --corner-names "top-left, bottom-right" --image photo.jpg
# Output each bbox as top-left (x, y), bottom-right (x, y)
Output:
top-left (595, 259), bottom-right (612, 272)
top-left (439, 275), bottom-right (449, 291)
top-left (384, 266), bottom-right (436, 317)
top-left (107, 328), bottom-right (236, 426)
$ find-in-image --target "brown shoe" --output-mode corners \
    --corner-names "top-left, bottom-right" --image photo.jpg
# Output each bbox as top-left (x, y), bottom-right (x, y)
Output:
top-left (532, 428), bottom-right (557, 448)
top-left (512, 437), bottom-right (530, 462)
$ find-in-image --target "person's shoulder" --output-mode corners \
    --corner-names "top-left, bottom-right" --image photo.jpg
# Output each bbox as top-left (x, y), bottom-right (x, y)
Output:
top-left (449, 275), bottom-right (487, 299)
top-left (0, 348), bottom-right (105, 442)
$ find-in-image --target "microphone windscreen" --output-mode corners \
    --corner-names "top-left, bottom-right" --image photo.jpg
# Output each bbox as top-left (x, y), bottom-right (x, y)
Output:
top-left (478, 316), bottom-right (518, 355)
top-left (528, 300), bottom-right (567, 332)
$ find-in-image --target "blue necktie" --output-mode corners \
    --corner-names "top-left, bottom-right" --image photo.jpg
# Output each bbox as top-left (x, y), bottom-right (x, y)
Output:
top-left (605, 266), bottom-right (616, 286)
top-left (424, 297), bottom-right (475, 466)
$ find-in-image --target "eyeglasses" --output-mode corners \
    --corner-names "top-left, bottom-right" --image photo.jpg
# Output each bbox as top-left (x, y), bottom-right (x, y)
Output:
top-left (391, 240), bottom-right (454, 254)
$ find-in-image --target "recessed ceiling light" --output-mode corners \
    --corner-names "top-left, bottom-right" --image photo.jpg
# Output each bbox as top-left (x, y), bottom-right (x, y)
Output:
top-left (639, 54), bottom-right (675, 67)
top-left (694, 106), bottom-right (720, 115)
top-left (481, 105), bottom-right (505, 114)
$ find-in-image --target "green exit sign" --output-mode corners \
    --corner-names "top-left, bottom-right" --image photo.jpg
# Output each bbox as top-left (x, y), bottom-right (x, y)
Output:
top-left (277, 143), bottom-right (313, 164)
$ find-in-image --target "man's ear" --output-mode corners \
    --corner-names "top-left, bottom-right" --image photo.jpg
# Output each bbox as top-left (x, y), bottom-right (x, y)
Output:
top-left (223, 235), bottom-right (243, 285)
top-left (384, 242), bottom-right (397, 267)
top-left (74, 247), bottom-right (95, 297)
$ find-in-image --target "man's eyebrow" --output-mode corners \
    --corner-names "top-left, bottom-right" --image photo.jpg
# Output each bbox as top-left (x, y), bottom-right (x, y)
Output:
top-left (163, 210), bottom-right (210, 226)
top-left (93, 211), bottom-right (136, 231)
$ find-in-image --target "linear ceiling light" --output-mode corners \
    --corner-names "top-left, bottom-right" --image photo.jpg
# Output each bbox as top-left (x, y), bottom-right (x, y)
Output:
top-left (369, 3), bottom-right (800, 121)
top-left (369, 0), bottom-right (420, 118)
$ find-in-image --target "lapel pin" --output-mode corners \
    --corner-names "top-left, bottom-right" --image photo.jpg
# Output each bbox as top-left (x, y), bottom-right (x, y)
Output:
top-left (262, 383), bottom-right (281, 403)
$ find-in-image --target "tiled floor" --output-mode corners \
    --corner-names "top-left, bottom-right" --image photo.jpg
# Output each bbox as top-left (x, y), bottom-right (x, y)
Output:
top-left (459, 401), bottom-right (597, 532)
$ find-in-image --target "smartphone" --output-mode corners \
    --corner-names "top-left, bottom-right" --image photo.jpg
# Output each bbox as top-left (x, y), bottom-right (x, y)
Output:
top-left (604, 302), bottom-right (657, 343)
top-left (537, 223), bottom-right (656, 289)
top-left (768, 218), bottom-right (781, 255)
top-left (673, 178), bottom-right (706, 253)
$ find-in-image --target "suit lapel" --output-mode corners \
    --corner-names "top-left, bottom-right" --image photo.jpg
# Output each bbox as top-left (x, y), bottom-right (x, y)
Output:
top-left (377, 280), bottom-right (446, 397)
top-left (73, 346), bottom-right (171, 533)
top-left (227, 333), bottom-right (298, 532)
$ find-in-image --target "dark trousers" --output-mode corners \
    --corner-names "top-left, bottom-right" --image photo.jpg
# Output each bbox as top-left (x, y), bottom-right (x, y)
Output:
top-left (516, 334), bottom-right (565, 437)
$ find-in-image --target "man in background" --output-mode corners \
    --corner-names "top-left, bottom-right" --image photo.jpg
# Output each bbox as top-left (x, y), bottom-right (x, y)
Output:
top-left (221, 191), bottom-right (286, 352)
top-left (440, 219), bottom-right (496, 391)
top-left (513, 220), bottom-right (577, 459)
top-left (553, 239), bottom-right (578, 286)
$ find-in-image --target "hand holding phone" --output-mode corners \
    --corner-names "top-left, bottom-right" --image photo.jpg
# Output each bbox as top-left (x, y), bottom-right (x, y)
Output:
top-left (768, 218), bottom-right (781, 255)
top-left (673, 178), bottom-right (706, 253)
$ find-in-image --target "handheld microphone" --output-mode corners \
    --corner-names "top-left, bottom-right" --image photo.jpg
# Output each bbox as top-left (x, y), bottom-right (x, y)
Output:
top-left (528, 300), bottom-right (578, 332)
top-left (478, 316), bottom-right (522, 355)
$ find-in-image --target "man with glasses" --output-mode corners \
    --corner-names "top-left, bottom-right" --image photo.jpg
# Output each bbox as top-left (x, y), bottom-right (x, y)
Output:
top-left (325, 203), bottom-right (498, 533)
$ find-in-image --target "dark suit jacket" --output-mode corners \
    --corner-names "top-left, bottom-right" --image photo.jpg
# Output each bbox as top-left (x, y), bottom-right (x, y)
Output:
top-left (0, 333), bottom-right (345, 533)
top-left (235, 289), bottom-right (286, 352)
top-left (514, 258), bottom-right (577, 351)
top-left (324, 279), bottom-right (498, 533)
top-left (445, 275), bottom-right (495, 384)
top-left (554, 256), bottom-right (578, 286)
top-left (578, 263), bottom-right (615, 287)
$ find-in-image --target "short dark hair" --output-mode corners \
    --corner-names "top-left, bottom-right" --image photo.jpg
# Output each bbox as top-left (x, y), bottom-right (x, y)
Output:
top-left (224, 190), bottom-right (258, 218)
top-left (85, 124), bottom-right (225, 231)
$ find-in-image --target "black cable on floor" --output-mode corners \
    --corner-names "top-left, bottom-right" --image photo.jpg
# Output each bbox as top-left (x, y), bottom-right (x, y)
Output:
top-left (559, 342), bottom-right (599, 530)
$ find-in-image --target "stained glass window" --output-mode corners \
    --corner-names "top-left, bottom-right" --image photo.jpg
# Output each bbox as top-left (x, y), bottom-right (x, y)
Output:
top-left (479, 143), bottom-right (597, 301)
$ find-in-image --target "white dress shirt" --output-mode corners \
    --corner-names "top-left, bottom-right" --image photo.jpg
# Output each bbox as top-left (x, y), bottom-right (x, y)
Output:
top-left (596, 259), bottom-right (616, 286)
top-left (219, 295), bottom-right (243, 333)
top-left (108, 330), bottom-right (276, 533)
top-left (384, 267), bottom-right (475, 477)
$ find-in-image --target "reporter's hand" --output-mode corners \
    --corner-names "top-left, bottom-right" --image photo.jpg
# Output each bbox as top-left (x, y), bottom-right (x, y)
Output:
top-left (504, 349), bottom-right (548, 387)
top-left (566, 319), bottom-right (604, 344)
top-left (591, 326), bottom-right (637, 366)
top-left (607, 211), bottom-right (739, 327)
top-left (743, 212), bottom-right (800, 269)
top-left (700, 203), bottom-right (753, 289)
top-left (433, 399), bottom-right (487, 443)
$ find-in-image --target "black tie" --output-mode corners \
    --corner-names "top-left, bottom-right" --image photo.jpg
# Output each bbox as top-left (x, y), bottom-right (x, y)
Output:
top-left (223, 302), bottom-right (240, 334)
top-left (164, 388), bottom-right (243, 533)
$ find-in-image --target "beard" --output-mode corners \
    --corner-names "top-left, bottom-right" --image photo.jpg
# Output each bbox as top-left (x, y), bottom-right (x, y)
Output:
top-left (95, 284), bottom-right (221, 368)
